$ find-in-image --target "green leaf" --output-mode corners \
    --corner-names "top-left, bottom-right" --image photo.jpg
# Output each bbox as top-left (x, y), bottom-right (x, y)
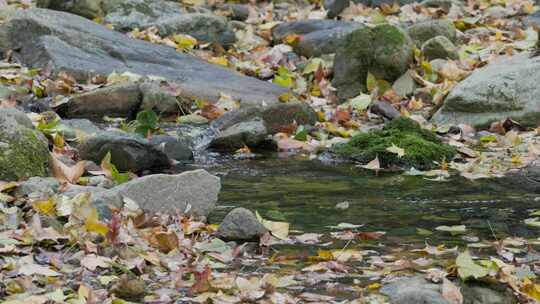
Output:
top-left (302, 58), bottom-right (324, 75)
top-left (456, 250), bottom-right (489, 280)
top-left (134, 110), bottom-right (159, 137)
top-left (416, 228), bottom-right (433, 236)
top-left (366, 72), bottom-right (377, 93)
top-left (274, 66), bottom-right (293, 88)
top-left (480, 134), bottom-right (497, 144)
top-left (294, 125), bottom-right (308, 141)
top-left (348, 94), bottom-right (372, 111)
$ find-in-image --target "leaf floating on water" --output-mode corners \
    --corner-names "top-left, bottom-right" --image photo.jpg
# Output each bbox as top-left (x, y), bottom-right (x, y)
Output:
top-left (359, 156), bottom-right (380, 171)
top-left (327, 223), bottom-right (363, 230)
top-left (256, 211), bottom-right (289, 240)
top-left (524, 218), bottom-right (540, 228)
top-left (435, 225), bottom-right (467, 234)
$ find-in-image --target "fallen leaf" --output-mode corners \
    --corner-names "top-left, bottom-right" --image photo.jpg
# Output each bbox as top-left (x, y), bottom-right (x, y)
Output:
top-left (256, 211), bottom-right (289, 240)
top-left (81, 254), bottom-right (112, 271)
top-left (456, 250), bottom-right (489, 280)
top-left (442, 278), bottom-right (463, 304)
top-left (49, 153), bottom-right (85, 184)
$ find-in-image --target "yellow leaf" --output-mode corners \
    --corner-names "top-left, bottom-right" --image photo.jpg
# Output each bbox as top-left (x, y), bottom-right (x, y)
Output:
top-left (173, 34), bottom-right (197, 50)
top-left (512, 155), bottom-right (522, 165)
top-left (522, 278), bottom-right (540, 301)
top-left (368, 283), bottom-right (381, 290)
top-left (85, 208), bottom-right (109, 236)
top-left (33, 198), bottom-right (56, 216)
top-left (283, 34), bottom-right (300, 45)
top-left (317, 250), bottom-right (334, 261)
top-left (208, 56), bottom-right (229, 67)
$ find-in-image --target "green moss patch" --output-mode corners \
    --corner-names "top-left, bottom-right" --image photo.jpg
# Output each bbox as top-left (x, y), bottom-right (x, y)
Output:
top-left (336, 117), bottom-right (455, 170)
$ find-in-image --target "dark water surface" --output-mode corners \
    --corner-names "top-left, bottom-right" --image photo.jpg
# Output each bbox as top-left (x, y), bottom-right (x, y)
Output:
top-left (185, 156), bottom-right (539, 247)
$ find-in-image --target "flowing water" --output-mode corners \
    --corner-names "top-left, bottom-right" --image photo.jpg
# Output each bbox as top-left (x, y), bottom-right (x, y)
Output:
top-left (183, 156), bottom-right (539, 246)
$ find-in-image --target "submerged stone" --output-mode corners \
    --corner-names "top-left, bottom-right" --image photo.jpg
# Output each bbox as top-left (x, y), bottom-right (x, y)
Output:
top-left (336, 117), bottom-right (455, 170)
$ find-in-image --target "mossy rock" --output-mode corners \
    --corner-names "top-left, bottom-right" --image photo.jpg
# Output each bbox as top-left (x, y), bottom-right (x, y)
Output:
top-left (333, 23), bottom-right (414, 101)
top-left (0, 108), bottom-right (50, 181)
top-left (336, 117), bottom-right (455, 170)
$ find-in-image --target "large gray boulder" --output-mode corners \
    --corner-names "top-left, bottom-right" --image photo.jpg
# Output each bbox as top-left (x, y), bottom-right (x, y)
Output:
top-left (77, 131), bottom-right (170, 172)
top-left (333, 23), bottom-right (414, 100)
top-left (432, 53), bottom-right (540, 127)
top-left (94, 169), bottom-right (220, 218)
top-left (0, 9), bottom-right (286, 108)
top-left (37, 0), bottom-right (235, 45)
top-left (0, 108), bottom-right (50, 181)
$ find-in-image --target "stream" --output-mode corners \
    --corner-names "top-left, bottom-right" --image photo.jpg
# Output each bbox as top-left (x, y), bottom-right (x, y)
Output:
top-left (193, 156), bottom-right (538, 247)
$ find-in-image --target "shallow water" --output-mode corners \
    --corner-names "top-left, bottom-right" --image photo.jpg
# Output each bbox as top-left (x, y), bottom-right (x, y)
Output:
top-left (189, 156), bottom-right (539, 247)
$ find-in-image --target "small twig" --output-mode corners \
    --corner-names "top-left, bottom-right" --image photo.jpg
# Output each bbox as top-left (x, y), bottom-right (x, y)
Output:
top-left (334, 238), bottom-right (354, 261)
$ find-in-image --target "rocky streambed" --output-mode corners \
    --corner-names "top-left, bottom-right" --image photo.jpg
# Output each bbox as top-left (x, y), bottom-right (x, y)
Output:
top-left (1, 0), bottom-right (540, 303)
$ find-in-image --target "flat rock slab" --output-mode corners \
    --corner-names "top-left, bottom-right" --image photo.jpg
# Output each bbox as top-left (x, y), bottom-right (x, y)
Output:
top-left (0, 9), bottom-right (286, 107)
top-left (97, 169), bottom-right (221, 218)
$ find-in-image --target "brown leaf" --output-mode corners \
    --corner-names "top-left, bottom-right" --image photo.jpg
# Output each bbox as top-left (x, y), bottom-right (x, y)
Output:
top-left (200, 104), bottom-right (224, 121)
top-left (333, 109), bottom-right (351, 125)
top-left (49, 153), bottom-right (85, 184)
top-left (189, 265), bottom-right (212, 295)
top-left (154, 231), bottom-right (179, 253)
top-left (358, 231), bottom-right (386, 240)
top-left (442, 278), bottom-right (463, 304)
